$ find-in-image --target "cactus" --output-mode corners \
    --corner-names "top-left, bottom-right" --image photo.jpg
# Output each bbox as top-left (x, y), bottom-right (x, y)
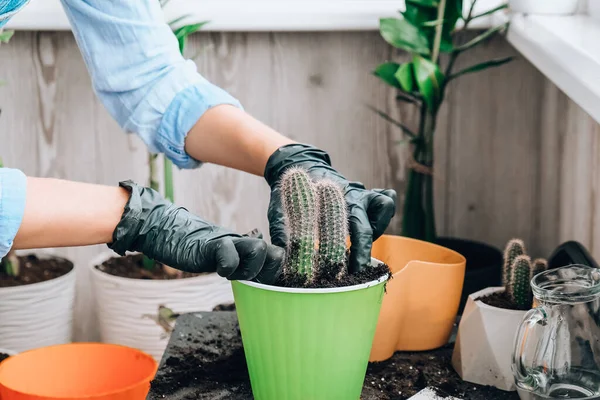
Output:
top-left (507, 255), bottom-right (533, 309)
top-left (281, 167), bottom-right (318, 280)
top-left (503, 238), bottom-right (526, 286)
top-left (316, 180), bottom-right (349, 279)
top-left (532, 258), bottom-right (548, 278)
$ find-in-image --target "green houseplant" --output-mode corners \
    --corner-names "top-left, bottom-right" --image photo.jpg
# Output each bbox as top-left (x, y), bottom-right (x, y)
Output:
top-left (90, 15), bottom-right (233, 361)
top-left (232, 168), bottom-right (390, 400)
top-left (0, 30), bottom-right (76, 353)
top-left (373, 0), bottom-right (512, 311)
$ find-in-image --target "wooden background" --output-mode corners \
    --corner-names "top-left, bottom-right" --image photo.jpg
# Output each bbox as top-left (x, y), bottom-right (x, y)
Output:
top-left (1, 31), bottom-right (598, 340)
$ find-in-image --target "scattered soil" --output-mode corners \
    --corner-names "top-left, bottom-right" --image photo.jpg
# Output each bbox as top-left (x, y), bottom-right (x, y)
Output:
top-left (278, 248), bottom-right (391, 289)
top-left (479, 291), bottom-right (527, 311)
top-left (96, 254), bottom-right (202, 280)
top-left (0, 353), bottom-right (10, 363)
top-left (149, 313), bottom-right (517, 400)
top-left (0, 254), bottom-right (73, 288)
top-left (212, 303), bottom-right (236, 311)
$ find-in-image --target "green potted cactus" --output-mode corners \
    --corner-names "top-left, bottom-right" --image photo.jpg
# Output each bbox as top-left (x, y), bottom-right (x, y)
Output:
top-left (452, 239), bottom-right (548, 391)
top-left (232, 168), bottom-right (390, 400)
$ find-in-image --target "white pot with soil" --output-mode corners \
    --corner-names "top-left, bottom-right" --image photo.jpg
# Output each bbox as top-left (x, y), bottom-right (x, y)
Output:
top-left (451, 287), bottom-right (526, 391)
top-left (0, 253), bottom-right (75, 353)
top-left (90, 252), bottom-right (234, 361)
top-left (509, 0), bottom-right (579, 15)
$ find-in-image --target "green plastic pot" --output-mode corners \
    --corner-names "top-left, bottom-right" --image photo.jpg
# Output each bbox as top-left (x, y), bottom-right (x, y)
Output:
top-left (231, 264), bottom-right (387, 400)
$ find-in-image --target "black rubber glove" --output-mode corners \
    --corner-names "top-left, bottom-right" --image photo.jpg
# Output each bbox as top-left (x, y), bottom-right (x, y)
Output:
top-left (265, 144), bottom-right (397, 273)
top-left (109, 180), bottom-right (284, 284)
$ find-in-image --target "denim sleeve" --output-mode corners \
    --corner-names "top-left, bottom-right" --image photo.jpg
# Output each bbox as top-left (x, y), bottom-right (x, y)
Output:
top-left (59, 0), bottom-right (242, 169)
top-left (0, 169), bottom-right (27, 259)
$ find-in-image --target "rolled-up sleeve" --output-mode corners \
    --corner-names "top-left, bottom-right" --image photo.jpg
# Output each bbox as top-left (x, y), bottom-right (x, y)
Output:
top-left (60, 0), bottom-right (242, 169)
top-left (0, 168), bottom-right (27, 259)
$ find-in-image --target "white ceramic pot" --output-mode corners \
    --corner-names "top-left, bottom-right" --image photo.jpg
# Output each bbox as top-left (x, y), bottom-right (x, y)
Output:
top-left (509, 0), bottom-right (579, 15)
top-left (90, 252), bottom-right (234, 361)
top-left (0, 254), bottom-right (76, 353)
top-left (451, 287), bottom-right (527, 391)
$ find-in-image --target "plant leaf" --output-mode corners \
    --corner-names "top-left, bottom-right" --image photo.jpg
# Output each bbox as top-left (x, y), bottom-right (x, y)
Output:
top-left (471, 3), bottom-right (509, 20)
top-left (374, 62), bottom-right (401, 88)
top-left (0, 30), bottom-right (14, 44)
top-left (455, 22), bottom-right (509, 52)
top-left (405, 0), bottom-right (439, 7)
top-left (368, 106), bottom-right (417, 138)
top-left (448, 56), bottom-right (514, 81)
top-left (421, 18), bottom-right (446, 27)
top-left (394, 62), bottom-right (417, 92)
top-left (403, 3), bottom-right (438, 26)
top-left (173, 22), bottom-right (209, 53)
top-left (412, 55), bottom-right (445, 111)
top-left (396, 93), bottom-right (420, 104)
top-left (379, 18), bottom-right (431, 55)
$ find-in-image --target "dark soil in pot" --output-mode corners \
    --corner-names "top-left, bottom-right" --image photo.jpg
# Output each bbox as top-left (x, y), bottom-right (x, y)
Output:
top-left (0, 255), bottom-right (73, 288)
top-left (0, 353), bottom-right (10, 363)
top-left (479, 291), bottom-right (526, 311)
top-left (149, 313), bottom-right (517, 400)
top-left (436, 237), bottom-right (502, 314)
top-left (96, 254), bottom-right (201, 280)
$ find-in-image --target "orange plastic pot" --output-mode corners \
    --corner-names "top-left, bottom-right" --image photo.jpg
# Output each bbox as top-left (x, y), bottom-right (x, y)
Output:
top-left (370, 235), bottom-right (466, 361)
top-left (0, 343), bottom-right (157, 400)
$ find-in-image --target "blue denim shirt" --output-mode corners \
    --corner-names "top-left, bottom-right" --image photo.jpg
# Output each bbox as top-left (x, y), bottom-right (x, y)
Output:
top-left (0, 0), bottom-right (242, 258)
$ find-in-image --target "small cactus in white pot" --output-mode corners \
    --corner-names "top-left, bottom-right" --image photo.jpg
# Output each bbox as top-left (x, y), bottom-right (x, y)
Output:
top-left (231, 167), bottom-right (390, 400)
top-left (452, 239), bottom-right (547, 391)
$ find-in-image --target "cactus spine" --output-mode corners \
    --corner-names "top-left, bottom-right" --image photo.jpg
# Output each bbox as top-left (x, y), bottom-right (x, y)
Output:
top-left (503, 238), bottom-right (526, 286)
top-left (316, 180), bottom-right (349, 278)
top-left (532, 258), bottom-right (548, 278)
top-left (280, 167), bottom-right (318, 280)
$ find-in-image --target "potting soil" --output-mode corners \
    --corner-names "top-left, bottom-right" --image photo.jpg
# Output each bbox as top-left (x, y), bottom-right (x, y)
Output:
top-left (479, 291), bottom-right (527, 311)
top-left (0, 353), bottom-right (10, 363)
top-left (148, 313), bottom-right (518, 400)
top-left (97, 254), bottom-right (201, 280)
top-left (0, 255), bottom-right (72, 287)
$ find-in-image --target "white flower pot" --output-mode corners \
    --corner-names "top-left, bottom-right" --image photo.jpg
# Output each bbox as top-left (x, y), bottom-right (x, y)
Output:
top-left (90, 252), bottom-right (234, 360)
top-left (451, 287), bottom-right (527, 391)
top-left (0, 254), bottom-right (75, 353)
top-left (509, 0), bottom-right (579, 15)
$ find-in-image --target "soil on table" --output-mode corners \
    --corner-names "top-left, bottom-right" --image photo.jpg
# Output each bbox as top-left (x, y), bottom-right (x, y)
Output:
top-left (479, 291), bottom-right (527, 311)
top-left (0, 353), bottom-right (10, 363)
top-left (277, 249), bottom-right (391, 289)
top-left (149, 313), bottom-right (517, 400)
top-left (96, 254), bottom-right (202, 280)
top-left (0, 255), bottom-right (73, 288)
top-left (212, 303), bottom-right (236, 312)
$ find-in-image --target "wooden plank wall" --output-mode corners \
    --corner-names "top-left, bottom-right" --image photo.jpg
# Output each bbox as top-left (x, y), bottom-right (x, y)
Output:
top-left (1, 31), bottom-right (598, 340)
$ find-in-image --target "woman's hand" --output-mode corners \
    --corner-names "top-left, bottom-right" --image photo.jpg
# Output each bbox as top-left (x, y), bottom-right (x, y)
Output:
top-left (110, 181), bottom-right (284, 284)
top-left (264, 144), bottom-right (397, 274)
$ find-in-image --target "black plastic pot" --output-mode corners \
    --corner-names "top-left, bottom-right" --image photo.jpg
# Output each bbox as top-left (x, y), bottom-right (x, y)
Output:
top-left (436, 237), bottom-right (503, 314)
top-left (547, 241), bottom-right (599, 270)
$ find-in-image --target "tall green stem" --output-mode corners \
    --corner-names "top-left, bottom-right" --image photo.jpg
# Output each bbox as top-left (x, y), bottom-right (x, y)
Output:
top-left (149, 154), bottom-right (159, 191)
top-left (163, 158), bottom-right (174, 203)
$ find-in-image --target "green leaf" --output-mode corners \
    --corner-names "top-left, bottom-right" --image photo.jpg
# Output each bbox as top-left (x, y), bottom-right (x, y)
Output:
top-left (374, 62), bottom-right (401, 88)
top-left (455, 22), bottom-right (509, 52)
top-left (379, 18), bottom-right (431, 55)
top-left (0, 157), bottom-right (4, 168)
top-left (471, 3), bottom-right (509, 20)
top-left (396, 93), bottom-right (420, 104)
top-left (403, 4), bottom-right (438, 26)
top-left (0, 30), bottom-right (14, 44)
top-left (405, 0), bottom-right (439, 7)
top-left (395, 62), bottom-right (417, 92)
top-left (368, 106), bottom-right (417, 138)
top-left (173, 22), bottom-right (209, 53)
top-left (421, 18), bottom-right (446, 27)
top-left (412, 55), bottom-right (445, 111)
top-left (448, 56), bottom-right (514, 81)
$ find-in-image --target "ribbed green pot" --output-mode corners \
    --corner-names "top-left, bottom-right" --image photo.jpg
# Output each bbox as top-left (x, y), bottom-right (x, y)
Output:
top-left (231, 273), bottom-right (387, 400)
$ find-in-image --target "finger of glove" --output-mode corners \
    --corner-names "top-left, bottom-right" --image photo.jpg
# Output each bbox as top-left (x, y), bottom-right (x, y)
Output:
top-left (252, 244), bottom-right (285, 285)
top-left (348, 205), bottom-right (374, 274)
top-left (228, 238), bottom-right (269, 281)
top-left (268, 189), bottom-right (288, 248)
top-left (205, 237), bottom-right (241, 278)
top-left (366, 190), bottom-right (397, 241)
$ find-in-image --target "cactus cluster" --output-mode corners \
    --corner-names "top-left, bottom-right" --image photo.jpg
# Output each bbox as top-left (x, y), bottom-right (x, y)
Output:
top-left (503, 239), bottom-right (548, 310)
top-left (280, 168), bottom-right (349, 284)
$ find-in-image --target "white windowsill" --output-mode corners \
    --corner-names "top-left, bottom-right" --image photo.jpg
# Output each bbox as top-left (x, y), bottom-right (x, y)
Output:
top-left (6, 0), bottom-right (499, 31)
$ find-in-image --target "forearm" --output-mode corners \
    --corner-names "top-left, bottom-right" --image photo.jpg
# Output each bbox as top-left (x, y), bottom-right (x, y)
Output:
top-left (185, 105), bottom-right (294, 176)
top-left (13, 178), bottom-right (128, 250)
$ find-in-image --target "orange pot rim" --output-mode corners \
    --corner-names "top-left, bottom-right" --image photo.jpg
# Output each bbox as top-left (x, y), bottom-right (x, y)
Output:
top-left (0, 343), bottom-right (158, 399)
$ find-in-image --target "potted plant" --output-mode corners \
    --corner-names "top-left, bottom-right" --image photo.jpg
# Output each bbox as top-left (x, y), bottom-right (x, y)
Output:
top-left (89, 17), bottom-right (232, 361)
top-left (0, 31), bottom-right (77, 354)
top-left (451, 239), bottom-right (547, 391)
top-left (232, 168), bottom-right (391, 399)
top-left (373, 0), bottom-right (513, 312)
top-left (509, 0), bottom-right (580, 15)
